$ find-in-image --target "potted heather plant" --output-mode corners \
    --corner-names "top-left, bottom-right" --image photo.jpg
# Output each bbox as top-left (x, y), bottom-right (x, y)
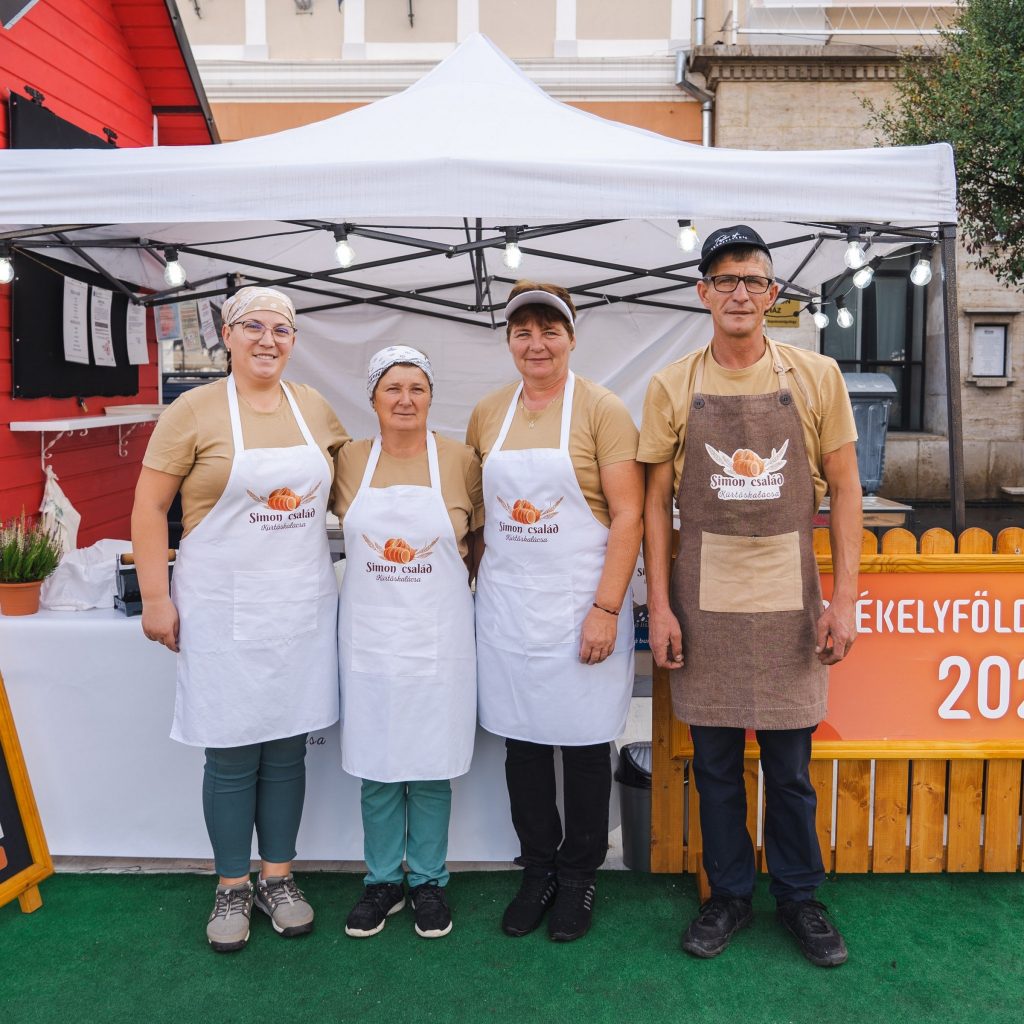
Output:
top-left (0, 512), bottom-right (63, 615)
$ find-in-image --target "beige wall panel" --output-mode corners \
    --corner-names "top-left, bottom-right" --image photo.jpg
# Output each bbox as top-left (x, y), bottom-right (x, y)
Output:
top-left (577, 0), bottom-right (671, 40)
top-left (180, 0), bottom-right (245, 44)
top-left (366, 0), bottom-right (457, 43)
top-left (267, 3), bottom-right (344, 59)
top-left (211, 102), bottom-right (366, 142)
top-left (480, 0), bottom-right (555, 58)
top-left (569, 101), bottom-right (702, 143)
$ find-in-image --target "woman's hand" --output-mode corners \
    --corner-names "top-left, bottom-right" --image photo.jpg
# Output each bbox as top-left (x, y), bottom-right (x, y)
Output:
top-left (579, 605), bottom-right (618, 665)
top-left (142, 595), bottom-right (180, 652)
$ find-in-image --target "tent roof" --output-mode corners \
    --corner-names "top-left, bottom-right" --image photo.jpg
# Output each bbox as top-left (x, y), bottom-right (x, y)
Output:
top-left (0, 33), bottom-right (955, 226)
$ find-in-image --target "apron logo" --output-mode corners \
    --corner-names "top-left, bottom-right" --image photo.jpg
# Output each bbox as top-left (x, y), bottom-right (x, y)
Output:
top-left (496, 496), bottom-right (563, 541)
top-left (705, 440), bottom-right (788, 501)
top-left (246, 483), bottom-right (320, 527)
top-left (362, 535), bottom-right (438, 579)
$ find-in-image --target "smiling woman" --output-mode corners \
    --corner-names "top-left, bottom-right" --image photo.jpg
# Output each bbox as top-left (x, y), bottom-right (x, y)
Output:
top-left (130, 286), bottom-right (350, 954)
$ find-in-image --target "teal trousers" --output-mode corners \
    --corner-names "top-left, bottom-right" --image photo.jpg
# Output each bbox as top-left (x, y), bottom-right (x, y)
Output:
top-left (360, 778), bottom-right (452, 888)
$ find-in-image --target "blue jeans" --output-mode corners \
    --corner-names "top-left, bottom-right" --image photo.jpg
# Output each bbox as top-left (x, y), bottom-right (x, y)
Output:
top-left (690, 725), bottom-right (823, 904)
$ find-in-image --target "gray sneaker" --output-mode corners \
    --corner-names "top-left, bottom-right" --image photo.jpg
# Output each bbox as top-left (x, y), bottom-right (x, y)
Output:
top-left (206, 880), bottom-right (254, 953)
top-left (254, 874), bottom-right (314, 937)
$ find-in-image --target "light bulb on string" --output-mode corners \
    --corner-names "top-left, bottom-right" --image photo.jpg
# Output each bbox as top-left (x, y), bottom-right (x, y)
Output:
top-left (910, 258), bottom-right (933, 287)
top-left (332, 226), bottom-right (356, 269)
top-left (503, 230), bottom-right (523, 271)
top-left (809, 301), bottom-right (829, 330)
top-left (836, 297), bottom-right (854, 329)
top-left (676, 220), bottom-right (700, 253)
top-left (0, 254), bottom-right (13, 285)
top-left (162, 248), bottom-right (186, 288)
top-left (852, 264), bottom-right (875, 289)
top-left (843, 240), bottom-right (867, 270)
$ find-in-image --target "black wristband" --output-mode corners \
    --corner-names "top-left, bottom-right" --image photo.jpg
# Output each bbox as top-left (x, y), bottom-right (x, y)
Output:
top-left (592, 602), bottom-right (619, 616)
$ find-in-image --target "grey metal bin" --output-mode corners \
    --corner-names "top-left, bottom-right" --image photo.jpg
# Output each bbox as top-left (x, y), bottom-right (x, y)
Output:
top-left (615, 742), bottom-right (652, 871)
top-left (842, 373), bottom-right (898, 494)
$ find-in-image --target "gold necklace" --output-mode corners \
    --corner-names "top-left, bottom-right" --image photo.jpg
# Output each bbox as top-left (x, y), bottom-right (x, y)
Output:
top-left (518, 398), bottom-right (548, 429)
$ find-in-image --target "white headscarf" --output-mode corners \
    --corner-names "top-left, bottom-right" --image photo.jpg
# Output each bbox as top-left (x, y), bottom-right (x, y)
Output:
top-left (221, 286), bottom-right (296, 327)
top-left (367, 346), bottom-right (433, 404)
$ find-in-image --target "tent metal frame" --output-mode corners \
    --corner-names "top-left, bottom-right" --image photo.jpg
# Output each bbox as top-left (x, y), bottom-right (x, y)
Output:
top-left (2, 214), bottom-right (965, 530)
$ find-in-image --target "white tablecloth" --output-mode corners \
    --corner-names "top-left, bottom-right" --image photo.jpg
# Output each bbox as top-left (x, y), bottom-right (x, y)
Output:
top-left (0, 609), bottom-right (521, 862)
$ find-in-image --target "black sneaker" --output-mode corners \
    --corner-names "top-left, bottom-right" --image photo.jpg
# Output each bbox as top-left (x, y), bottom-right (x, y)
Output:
top-left (501, 869), bottom-right (558, 937)
top-left (409, 881), bottom-right (453, 939)
top-left (548, 878), bottom-right (596, 942)
top-left (777, 899), bottom-right (848, 967)
top-left (344, 882), bottom-right (405, 938)
top-left (681, 896), bottom-right (753, 958)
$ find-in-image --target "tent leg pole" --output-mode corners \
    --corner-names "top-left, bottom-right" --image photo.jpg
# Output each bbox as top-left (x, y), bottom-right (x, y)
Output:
top-left (940, 225), bottom-right (966, 535)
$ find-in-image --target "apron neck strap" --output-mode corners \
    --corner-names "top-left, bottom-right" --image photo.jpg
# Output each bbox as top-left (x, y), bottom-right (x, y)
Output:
top-left (226, 377), bottom-right (315, 452)
top-left (361, 432), bottom-right (441, 492)
top-left (493, 370), bottom-right (575, 453)
top-left (694, 341), bottom-right (788, 394)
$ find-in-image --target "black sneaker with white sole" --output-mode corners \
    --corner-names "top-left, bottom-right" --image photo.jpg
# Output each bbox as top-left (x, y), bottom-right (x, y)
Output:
top-left (410, 881), bottom-right (453, 938)
top-left (344, 882), bottom-right (405, 938)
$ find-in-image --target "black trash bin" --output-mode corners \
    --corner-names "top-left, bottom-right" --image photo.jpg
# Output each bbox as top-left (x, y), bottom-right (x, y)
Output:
top-left (615, 741), bottom-right (652, 871)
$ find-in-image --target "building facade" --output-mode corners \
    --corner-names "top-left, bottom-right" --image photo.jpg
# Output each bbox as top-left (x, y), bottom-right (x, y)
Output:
top-left (180, 0), bottom-right (1022, 503)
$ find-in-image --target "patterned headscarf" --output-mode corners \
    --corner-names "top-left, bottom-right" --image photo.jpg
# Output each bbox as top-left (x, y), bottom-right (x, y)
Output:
top-left (221, 286), bottom-right (296, 327)
top-left (367, 346), bottom-right (434, 404)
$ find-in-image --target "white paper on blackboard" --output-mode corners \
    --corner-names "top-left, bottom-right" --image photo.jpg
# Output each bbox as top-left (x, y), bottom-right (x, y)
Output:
top-left (62, 278), bottom-right (90, 365)
top-left (90, 287), bottom-right (117, 367)
top-left (197, 298), bottom-right (219, 350)
top-left (126, 304), bottom-right (149, 365)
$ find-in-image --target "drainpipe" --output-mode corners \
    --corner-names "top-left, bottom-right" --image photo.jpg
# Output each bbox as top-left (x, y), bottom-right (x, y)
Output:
top-left (676, 0), bottom-right (713, 146)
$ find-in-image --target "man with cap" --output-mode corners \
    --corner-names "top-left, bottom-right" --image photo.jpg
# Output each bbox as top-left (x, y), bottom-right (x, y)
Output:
top-left (638, 226), bottom-right (861, 966)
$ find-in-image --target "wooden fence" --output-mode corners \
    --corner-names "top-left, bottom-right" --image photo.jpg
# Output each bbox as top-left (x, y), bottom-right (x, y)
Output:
top-left (650, 527), bottom-right (1024, 897)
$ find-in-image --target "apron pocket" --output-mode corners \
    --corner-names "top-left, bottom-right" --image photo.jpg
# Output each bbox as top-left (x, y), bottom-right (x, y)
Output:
top-left (349, 603), bottom-right (439, 677)
top-left (485, 571), bottom-right (576, 651)
top-left (699, 530), bottom-right (803, 614)
top-left (233, 566), bottom-right (319, 643)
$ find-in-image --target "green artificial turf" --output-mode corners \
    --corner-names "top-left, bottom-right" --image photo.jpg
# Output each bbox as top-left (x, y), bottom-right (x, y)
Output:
top-left (1, 871), bottom-right (1021, 1024)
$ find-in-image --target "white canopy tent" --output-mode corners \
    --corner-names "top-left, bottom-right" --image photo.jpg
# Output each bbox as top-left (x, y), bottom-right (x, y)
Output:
top-left (0, 34), bottom-right (963, 517)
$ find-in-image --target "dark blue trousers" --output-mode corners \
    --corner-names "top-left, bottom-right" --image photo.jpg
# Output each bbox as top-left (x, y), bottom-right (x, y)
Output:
top-left (690, 725), bottom-right (823, 905)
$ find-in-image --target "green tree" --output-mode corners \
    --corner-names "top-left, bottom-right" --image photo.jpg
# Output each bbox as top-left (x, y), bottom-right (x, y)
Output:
top-left (865, 0), bottom-right (1024, 287)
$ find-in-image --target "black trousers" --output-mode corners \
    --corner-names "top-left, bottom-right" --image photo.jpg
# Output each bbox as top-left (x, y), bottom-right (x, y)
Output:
top-left (504, 738), bottom-right (611, 881)
top-left (690, 725), bottom-right (824, 905)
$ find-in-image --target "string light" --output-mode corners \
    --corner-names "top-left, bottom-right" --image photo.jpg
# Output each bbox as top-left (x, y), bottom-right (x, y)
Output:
top-left (836, 296), bottom-right (854, 329)
top-left (0, 244), bottom-right (13, 285)
top-left (676, 220), bottom-right (700, 253)
top-left (503, 229), bottom-right (523, 271)
top-left (910, 258), bottom-right (933, 286)
top-left (844, 239), bottom-right (868, 270)
top-left (808, 301), bottom-right (829, 330)
top-left (852, 262), bottom-right (875, 289)
top-left (332, 225), bottom-right (356, 269)
top-left (162, 248), bottom-right (187, 288)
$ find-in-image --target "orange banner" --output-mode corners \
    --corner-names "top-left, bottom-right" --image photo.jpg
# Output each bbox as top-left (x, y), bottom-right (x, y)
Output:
top-left (818, 573), bottom-right (1024, 742)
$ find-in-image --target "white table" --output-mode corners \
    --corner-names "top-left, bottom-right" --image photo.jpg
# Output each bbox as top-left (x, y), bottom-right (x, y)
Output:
top-left (0, 609), bottom-right (523, 862)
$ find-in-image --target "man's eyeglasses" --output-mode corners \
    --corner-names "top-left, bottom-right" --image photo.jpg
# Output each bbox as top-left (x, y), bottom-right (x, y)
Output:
top-left (232, 319), bottom-right (297, 341)
top-left (704, 275), bottom-right (774, 295)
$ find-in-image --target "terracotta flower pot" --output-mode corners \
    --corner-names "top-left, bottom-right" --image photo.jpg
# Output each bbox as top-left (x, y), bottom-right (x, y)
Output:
top-left (0, 580), bottom-right (44, 616)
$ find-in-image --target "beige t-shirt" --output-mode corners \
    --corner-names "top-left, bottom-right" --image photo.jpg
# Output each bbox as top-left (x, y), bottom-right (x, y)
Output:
top-left (637, 340), bottom-right (857, 510)
top-left (143, 377), bottom-right (350, 537)
top-left (333, 433), bottom-right (484, 559)
top-left (465, 375), bottom-right (639, 528)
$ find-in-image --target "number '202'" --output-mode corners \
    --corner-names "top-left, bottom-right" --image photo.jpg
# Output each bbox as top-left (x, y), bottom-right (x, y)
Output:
top-left (938, 656), bottom-right (1024, 720)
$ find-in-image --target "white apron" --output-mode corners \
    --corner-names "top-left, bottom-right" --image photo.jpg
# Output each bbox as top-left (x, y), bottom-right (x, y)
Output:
top-left (476, 371), bottom-right (634, 745)
top-left (338, 432), bottom-right (477, 782)
top-left (170, 376), bottom-right (340, 748)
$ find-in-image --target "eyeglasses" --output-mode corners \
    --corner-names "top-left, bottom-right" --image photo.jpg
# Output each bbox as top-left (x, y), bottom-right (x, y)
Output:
top-left (704, 275), bottom-right (774, 295)
top-left (232, 319), bottom-right (296, 341)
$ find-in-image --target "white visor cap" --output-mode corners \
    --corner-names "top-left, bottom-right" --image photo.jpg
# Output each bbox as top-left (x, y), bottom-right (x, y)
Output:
top-left (504, 289), bottom-right (575, 326)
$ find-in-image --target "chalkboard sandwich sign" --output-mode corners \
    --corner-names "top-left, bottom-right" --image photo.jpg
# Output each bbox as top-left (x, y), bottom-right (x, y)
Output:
top-left (0, 672), bottom-right (52, 913)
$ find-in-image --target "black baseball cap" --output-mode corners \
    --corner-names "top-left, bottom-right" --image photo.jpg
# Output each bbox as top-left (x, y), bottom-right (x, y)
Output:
top-left (698, 224), bottom-right (773, 276)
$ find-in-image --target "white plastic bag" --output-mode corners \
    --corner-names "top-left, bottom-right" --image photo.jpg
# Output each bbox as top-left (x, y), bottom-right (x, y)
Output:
top-left (38, 466), bottom-right (81, 554)
top-left (40, 538), bottom-right (133, 611)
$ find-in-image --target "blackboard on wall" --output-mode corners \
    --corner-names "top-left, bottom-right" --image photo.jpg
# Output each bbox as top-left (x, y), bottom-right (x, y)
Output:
top-left (11, 253), bottom-right (140, 399)
top-left (0, 672), bottom-right (52, 913)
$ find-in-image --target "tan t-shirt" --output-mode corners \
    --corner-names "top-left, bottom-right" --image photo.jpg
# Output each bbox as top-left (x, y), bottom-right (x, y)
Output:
top-left (465, 375), bottom-right (639, 528)
top-left (333, 433), bottom-right (483, 559)
top-left (637, 340), bottom-right (857, 510)
top-left (143, 377), bottom-right (350, 537)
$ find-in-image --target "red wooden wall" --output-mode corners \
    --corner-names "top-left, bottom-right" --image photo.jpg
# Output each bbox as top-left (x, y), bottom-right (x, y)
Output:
top-left (0, 1), bottom-right (212, 544)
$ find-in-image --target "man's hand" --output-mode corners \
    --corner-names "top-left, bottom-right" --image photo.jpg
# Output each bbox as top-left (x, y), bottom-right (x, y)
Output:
top-left (649, 605), bottom-right (684, 670)
top-left (815, 595), bottom-right (855, 665)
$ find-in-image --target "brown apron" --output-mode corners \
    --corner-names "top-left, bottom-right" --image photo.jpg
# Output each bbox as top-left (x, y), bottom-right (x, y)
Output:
top-left (669, 340), bottom-right (827, 729)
